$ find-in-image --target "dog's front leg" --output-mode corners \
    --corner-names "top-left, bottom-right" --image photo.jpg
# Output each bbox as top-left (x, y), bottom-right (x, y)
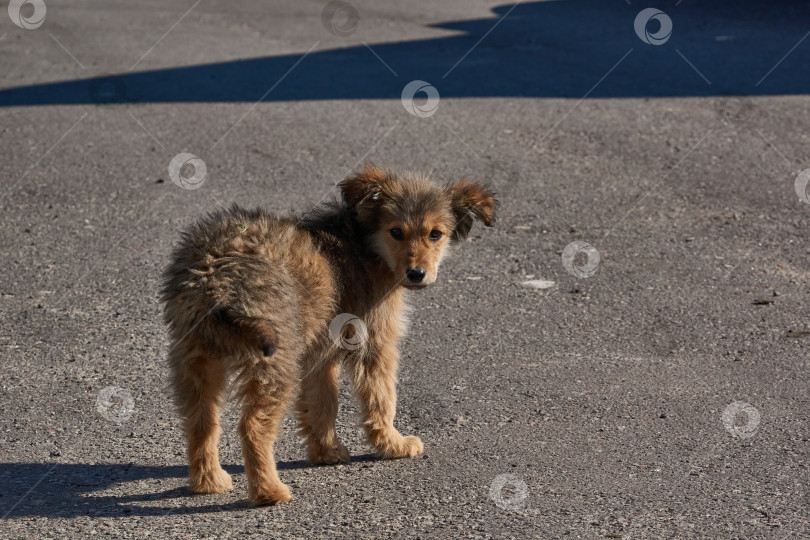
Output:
top-left (296, 360), bottom-right (351, 465)
top-left (351, 341), bottom-right (424, 459)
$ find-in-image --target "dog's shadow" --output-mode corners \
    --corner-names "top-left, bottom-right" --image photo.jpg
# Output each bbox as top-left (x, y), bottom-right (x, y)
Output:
top-left (0, 454), bottom-right (379, 518)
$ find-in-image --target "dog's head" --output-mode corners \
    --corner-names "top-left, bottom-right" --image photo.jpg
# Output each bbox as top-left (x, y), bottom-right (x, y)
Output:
top-left (340, 164), bottom-right (497, 289)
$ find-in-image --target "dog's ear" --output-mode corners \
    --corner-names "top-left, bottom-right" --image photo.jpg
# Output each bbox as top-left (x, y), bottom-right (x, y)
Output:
top-left (340, 163), bottom-right (389, 208)
top-left (446, 178), bottom-right (497, 241)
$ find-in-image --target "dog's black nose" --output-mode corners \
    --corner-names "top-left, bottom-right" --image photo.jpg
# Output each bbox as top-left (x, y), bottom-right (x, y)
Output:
top-left (406, 267), bottom-right (426, 283)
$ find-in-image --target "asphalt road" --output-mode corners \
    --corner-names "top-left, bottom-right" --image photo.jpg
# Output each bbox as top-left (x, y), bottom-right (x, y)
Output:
top-left (1, 1), bottom-right (809, 538)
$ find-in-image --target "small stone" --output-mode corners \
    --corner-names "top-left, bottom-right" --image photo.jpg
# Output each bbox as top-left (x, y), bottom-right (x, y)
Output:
top-left (521, 279), bottom-right (555, 290)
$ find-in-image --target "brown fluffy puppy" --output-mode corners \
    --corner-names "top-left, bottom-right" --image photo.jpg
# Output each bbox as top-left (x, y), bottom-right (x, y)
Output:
top-left (161, 164), bottom-right (497, 505)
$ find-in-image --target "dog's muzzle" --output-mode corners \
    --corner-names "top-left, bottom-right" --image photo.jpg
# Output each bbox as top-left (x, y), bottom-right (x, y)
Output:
top-left (405, 267), bottom-right (426, 284)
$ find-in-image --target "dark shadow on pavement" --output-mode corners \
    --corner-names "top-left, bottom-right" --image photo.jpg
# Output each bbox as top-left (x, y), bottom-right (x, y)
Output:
top-left (0, 454), bottom-right (379, 518)
top-left (0, 0), bottom-right (808, 107)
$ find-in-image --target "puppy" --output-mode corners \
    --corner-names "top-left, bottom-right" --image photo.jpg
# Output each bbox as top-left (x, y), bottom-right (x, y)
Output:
top-left (161, 164), bottom-right (496, 505)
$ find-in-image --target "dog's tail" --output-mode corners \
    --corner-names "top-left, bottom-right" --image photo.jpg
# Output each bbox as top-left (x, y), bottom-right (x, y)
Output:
top-left (216, 307), bottom-right (278, 357)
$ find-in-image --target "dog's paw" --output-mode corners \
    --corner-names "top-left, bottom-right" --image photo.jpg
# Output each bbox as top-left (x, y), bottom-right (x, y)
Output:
top-left (310, 441), bottom-right (351, 465)
top-left (190, 467), bottom-right (233, 494)
top-left (379, 435), bottom-right (424, 459)
top-left (250, 483), bottom-right (292, 506)
top-left (400, 435), bottom-right (424, 457)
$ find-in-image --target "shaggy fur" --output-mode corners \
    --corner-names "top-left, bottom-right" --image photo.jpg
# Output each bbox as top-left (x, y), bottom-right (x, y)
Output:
top-left (161, 164), bottom-right (497, 505)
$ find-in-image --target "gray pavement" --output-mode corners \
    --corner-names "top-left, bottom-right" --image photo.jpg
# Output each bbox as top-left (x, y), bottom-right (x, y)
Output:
top-left (1, 0), bottom-right (808, 538)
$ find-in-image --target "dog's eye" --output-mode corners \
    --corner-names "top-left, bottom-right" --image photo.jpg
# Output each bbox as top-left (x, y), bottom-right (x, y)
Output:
top-left (390, 228), bottom-right (404, 241)
top-left (429, 230), bottom-right (443, 241)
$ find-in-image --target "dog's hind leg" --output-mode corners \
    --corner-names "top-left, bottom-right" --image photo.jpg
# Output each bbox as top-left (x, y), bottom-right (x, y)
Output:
top-left (296, 359), bottom-right (350, 465)
top-left (169, 346), bottom-right (232, 494)
top-left (237, 353), bottom-right (298, 506)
